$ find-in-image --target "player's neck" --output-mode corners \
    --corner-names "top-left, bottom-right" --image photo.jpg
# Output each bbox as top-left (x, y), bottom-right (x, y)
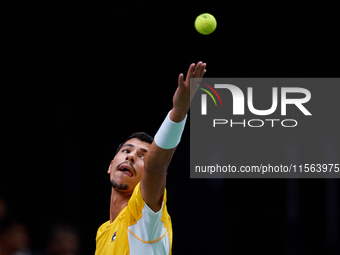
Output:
top-left (109, 187), bottom-right (131, 223)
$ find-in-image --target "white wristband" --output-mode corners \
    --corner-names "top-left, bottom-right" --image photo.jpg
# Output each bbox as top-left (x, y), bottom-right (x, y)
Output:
top-left (154, 110), bottom-right (187, 149)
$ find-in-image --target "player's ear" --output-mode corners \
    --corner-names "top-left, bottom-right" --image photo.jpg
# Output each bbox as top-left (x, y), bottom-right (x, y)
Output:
top-left (108, 160), bottom-right (114, 174)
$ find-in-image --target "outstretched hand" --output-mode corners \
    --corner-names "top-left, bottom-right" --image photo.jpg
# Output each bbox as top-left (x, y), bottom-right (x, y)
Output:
top-left (170, 61), bottom-right (207, 122)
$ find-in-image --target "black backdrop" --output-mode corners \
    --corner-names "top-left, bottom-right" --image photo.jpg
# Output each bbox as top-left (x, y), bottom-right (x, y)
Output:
top-left (1, 1), bottom-right (339, 254)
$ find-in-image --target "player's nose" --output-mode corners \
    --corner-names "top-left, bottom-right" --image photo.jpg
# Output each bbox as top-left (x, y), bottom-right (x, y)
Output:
top-left (125, 152), bottom-right (135, 163)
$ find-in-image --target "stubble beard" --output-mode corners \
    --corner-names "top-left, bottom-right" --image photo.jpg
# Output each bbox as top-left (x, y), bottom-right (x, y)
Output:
top-left (110, 179), bottom-right (129, 191)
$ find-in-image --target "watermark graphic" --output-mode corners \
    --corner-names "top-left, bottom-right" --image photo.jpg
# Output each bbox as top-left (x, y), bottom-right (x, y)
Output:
top-left (197, 82), bottom-right (222, 115)
top-left (196, 81), bottom-right (312, 120)
top-left (190, 78), bottom-right (340, 178)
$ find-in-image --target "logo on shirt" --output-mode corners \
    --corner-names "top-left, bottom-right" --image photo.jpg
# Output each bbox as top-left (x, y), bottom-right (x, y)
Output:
top-left (111, 231), bottom-right (117, 242)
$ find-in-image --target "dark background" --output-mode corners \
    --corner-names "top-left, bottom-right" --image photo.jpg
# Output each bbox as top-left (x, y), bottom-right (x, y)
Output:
top-left (1, 1), bottom-right (339, 254)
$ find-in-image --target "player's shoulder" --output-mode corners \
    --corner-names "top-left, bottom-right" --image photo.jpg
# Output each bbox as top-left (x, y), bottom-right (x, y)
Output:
top-left (125, 182), bottom-right (167, 223)
top-left (97, 220), bottom-right (111, 234)
top-left (129, 182), bottom-right (168, 215)
top-left (127, 182), bottom-right (144, 212)
top-left (132, 182), bottom-right (167, 202)
top-left (129, 182), bottom-right (168, 209)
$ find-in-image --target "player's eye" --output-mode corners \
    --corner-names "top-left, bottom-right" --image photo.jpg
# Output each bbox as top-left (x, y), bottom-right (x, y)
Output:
top-left (122, 149), bottom-right (130, 153)
top-left (140, 155), bottom-right (145, 159)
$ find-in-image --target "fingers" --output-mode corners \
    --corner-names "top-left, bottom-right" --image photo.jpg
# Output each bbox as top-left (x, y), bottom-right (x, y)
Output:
top-left (199, 62), bottom-right (206, 77)
top-left (184, 63), bottom-right (196, 86)
top-left (181, 61), bottom-right (207, 88)
top-left (193, 61), bottom-right (202, 77)
top-left (193, 61), bottom-right (206, 78)
top-left (187, 63), bottom-right (196, 79)
top-left (178, 73), bottom-right (184, 88)
top-left (202, 63), bottom-right (207, 74)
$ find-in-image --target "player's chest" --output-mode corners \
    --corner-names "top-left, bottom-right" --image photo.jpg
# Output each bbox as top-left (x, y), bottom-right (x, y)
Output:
top-left (103, 224), bottom-right (129, 254)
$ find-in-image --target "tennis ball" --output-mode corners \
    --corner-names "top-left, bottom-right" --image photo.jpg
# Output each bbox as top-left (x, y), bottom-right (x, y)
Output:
top-left (195, 13), bottom-right (217, 35)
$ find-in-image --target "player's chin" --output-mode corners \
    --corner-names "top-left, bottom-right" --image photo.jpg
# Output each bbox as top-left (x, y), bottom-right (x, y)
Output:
top-left (110, 179), bottom-right (129, 191)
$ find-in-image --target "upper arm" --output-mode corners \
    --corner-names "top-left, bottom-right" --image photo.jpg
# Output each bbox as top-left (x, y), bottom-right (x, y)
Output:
top-left (140, 141), bottom-right (176, 212)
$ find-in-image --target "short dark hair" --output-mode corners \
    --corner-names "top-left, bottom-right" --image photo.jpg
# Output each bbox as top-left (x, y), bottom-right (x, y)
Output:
top-left (115, 132), bottom-right (154, 155)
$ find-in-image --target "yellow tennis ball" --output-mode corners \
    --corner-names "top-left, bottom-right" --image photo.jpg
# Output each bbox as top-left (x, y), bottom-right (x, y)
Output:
top-left (195, 13), bottom-right (217, 35)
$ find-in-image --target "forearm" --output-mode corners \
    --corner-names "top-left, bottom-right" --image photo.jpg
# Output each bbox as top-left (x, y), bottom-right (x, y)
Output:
top-left (145, 108), bottom-right (187, 172)
top-left (144, 142), bottom-right (176, 174)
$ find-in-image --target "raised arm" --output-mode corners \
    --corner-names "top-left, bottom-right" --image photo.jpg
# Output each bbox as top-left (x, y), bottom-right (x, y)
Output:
top-left (141, 61), bottom-right (206, 212)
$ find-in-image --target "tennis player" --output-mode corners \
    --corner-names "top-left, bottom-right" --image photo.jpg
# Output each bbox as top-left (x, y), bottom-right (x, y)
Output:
top-left (94, 61), bottom-right (206, 255)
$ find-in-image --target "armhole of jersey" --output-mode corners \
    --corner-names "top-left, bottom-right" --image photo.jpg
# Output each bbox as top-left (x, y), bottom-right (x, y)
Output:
top-left (138, 183), bottom-right (166, 215)
top-left (143, 200), bottom-right (164, 218)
